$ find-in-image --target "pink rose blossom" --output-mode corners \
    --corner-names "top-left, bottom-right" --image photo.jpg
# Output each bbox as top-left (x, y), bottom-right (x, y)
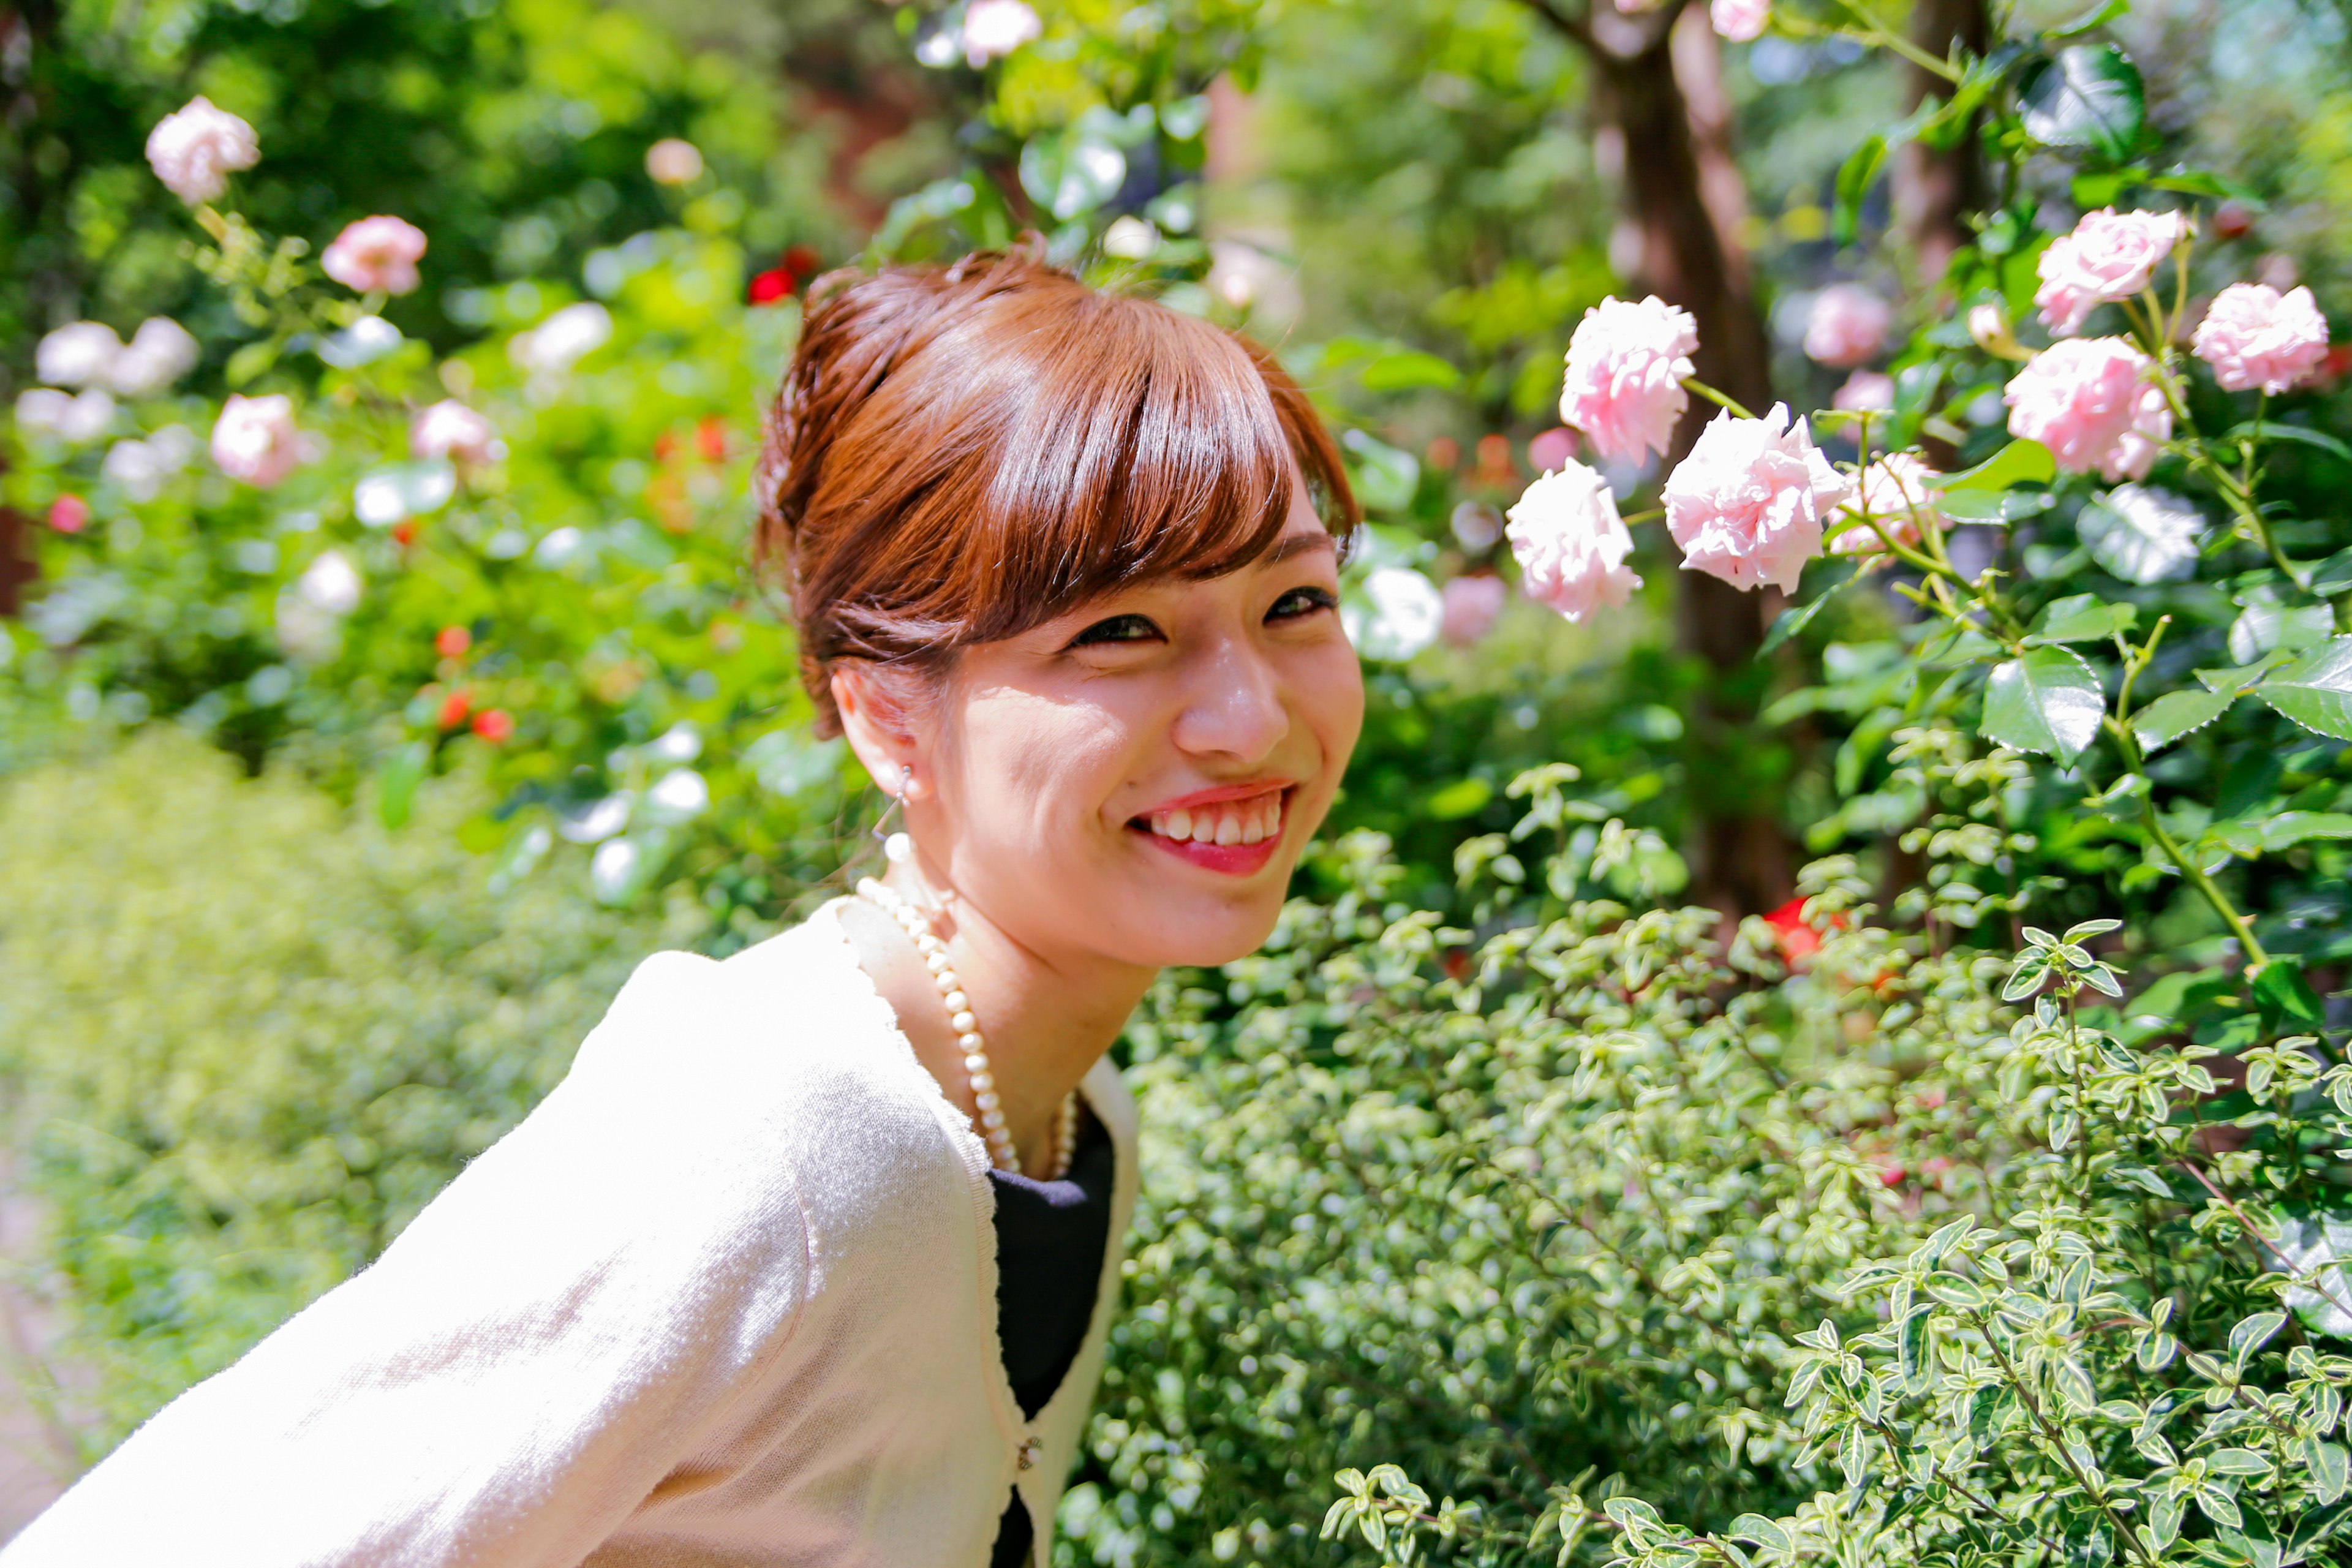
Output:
top-left (211, 393), bottom-right (304, 488)
top-left (1439, 574), bottom-right (1509, 646)
top-left (1830, 453), bottom-right (1943, 556)
top-left (1662, 403), bottom-right (1852, 594)
top-left (2003, 337), bottom-right (2173, 481)
top-left (145, 96), bottom-right (259, 205)
top-left (2034, 208), bottom-right (2186, 336)
top-left (410, 400), bottom-right (502, 466)
top-left (1559, 295), bottom-right (1700, 465)
top-left (1506, 460), bottom-right (1644, 622)
top-left (1833, 369), bottom-right (1896, 412)
top-left (322, 216), bottom-right (428, 296)
top-left (1710, 0), bottom-right (1769, 39)
top-left (1526, 426), bottom-right (1579, 474)
top-left (1803, 284), bottom-right (1893, 368)
top-left (962, 0), bottom-right (1042, 65)
top-left (2192, 282), bottom-right (2331, 395)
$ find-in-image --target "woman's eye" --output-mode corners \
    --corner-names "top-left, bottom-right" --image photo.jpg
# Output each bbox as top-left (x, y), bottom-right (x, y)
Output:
top-left (1267, 586), bottom-right (1338, 622)
top-left (1068, 613), bottom-right (1163, 648)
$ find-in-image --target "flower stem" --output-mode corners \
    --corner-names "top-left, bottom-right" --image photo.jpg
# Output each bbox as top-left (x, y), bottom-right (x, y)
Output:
top-left (1680, 377), bottom-right (1756, 422)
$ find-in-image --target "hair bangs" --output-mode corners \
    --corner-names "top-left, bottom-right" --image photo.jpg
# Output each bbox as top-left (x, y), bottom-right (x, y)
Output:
top-left (959, 303), bottom-right (1305, 643)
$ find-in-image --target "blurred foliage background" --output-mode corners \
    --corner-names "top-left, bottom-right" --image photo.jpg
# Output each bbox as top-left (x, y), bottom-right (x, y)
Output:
top-left (7, 0), bottom-right (2352, 1559)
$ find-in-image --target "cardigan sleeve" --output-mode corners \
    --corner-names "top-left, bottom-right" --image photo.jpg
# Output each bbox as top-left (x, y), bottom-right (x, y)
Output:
top-left (2, 949), bottom-right (814, 1568)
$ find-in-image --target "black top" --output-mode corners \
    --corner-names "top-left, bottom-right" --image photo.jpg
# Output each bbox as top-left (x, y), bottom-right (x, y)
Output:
top-left (987, 1106), bottom-right (1115, 1568)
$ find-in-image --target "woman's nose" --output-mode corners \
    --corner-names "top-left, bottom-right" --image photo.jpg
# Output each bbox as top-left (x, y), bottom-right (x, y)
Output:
top-left (1170, 643), bottom-right (1287, 763)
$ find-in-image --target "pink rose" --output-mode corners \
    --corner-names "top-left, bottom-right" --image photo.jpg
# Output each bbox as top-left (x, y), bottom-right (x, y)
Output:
top-left (962, 0), bottom-right (1042, 64)
top-left (1526, 426), bottom-right (1579, 475)
top-left (1439, 574), bottom-right (1509, 646)
top-left (1661, 403), bottom-right (1851, 594)
top-left (1710, 0), bottom-right (1770, 39)
top-left (1506, 460), bottom-right (1643, 622)
top-left (2034, 208), bottom-right (2186, 336)
top-left (410, 400), bottom-right (502, 466)
top-left (211, 393), bottom-right (304, 488)
top-left (2192, 282), bottom-right (2331, 395)
top-left (1803, 284), bottom-right (1893, 368)
top-left (322, 216), bottom-right (428, 296)
top-left (2003, 337), bottom-right (2173, 481)
top-left (1829, 453), bottom-right (1943, 556)
top-left (1832, 370), bottom-right (1895, 412)
top-left (145, 96), bottom-right (260, 206)
top-left (1559, 295), bottom-right (1700, 465)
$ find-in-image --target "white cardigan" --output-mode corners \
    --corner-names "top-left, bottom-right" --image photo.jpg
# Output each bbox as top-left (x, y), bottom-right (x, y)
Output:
top-left (4, 900), bottom-right (1139, 1568)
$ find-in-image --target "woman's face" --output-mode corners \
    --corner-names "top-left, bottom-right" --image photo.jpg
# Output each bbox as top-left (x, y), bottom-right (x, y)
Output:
top-left (856, 480), bottom-right (1362, 973)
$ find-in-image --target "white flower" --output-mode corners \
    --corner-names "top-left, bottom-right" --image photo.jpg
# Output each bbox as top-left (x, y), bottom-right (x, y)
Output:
top-left (145, 96), bottom-right (260, 205)
top-left (646, 767), bottom-right (710, 823)
top-left (409, 400), bottom-right (502, 466)
top-left (102, 425), bottom-right (198, 502)
top-left (509, 302), bottom-right (613, 375)
top-left (107, 318), bottom-right (200, 398)
top-left (962, 0), bottom-right (1042, 65)
top-left (38, 322), bottom-right (123, 388)
top-left (211, 393), bottom-right (304, 488)
top-left (1506, 460), bottom-right (1643, 622)
top-left (1344, 567), bottom-right (1446, 662)
top-left (296, 549), bottom-right (362, 614)
top-left (1102, 216), bottom-right (1158, 260)
top-left (16, 388), bottom-right (118, 443)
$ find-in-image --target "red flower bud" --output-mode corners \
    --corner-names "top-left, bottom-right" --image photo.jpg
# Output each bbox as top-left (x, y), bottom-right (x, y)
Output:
top-left (2212, 202), bottom-right (2255, 241)
top-left (696, 416), bottom-right (729, 463)
top-left (437, 688), bottom-right (470, 729)
top-left (783, 245), bottom-right (821, 277)
top-left (391, 519), bottom-right (419, 546)
top-left (470, 707), bottom-right (513, 743)
top-left (48, 495), bottom-right (89, 534)
top-left (435, 624), bottom-right (472, 658)
top-left (748, 269), bottom-right (793, 306)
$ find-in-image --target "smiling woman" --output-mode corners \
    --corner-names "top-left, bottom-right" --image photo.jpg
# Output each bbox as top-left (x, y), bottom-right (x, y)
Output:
top-left (2, 249), bottom-right (1365, 1568)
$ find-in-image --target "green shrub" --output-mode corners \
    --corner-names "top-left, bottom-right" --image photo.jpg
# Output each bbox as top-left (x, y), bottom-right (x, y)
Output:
top-left (0, 732), bottom-right (696, 1453)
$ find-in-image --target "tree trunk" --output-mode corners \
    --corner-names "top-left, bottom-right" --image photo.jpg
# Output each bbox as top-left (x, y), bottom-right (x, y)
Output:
top-left (1893, 0), bottom-right (1992, 285)
top-left (1550, 0), bottom-right (1790, 918)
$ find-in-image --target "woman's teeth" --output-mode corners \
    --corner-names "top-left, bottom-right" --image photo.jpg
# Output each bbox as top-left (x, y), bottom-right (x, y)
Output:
top-left (1148, 794), bottom-right (1284, 848)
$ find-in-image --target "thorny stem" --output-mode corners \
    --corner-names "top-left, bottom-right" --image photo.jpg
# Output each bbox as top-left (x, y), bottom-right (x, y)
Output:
top-left (2176, 1159), bottom-right (2352, 1324)
top-left (1972, 1313), bottom-right (2169, 1568)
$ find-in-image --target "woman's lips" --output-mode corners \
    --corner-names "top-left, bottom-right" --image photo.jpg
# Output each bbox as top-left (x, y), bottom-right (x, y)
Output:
top-left (1129, 786), bottom-right (1291, 876)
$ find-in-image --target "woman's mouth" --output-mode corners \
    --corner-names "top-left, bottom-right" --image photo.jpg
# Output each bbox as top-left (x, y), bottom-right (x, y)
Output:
top-left (1128, 786), bottom-right (1291, 876)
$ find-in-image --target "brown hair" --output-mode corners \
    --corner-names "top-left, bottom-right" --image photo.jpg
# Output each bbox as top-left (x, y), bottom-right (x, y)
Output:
top-left (755, 248), bottom-right (1359, 736)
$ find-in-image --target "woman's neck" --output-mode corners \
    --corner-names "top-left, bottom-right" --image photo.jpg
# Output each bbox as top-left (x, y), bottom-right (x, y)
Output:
top-left (839, 861), bottom-right (1154, 1178)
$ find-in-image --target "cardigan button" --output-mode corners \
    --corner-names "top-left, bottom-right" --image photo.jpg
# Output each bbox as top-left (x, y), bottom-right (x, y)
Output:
top-left (1017, 1437), bottom-right (1041, 1471)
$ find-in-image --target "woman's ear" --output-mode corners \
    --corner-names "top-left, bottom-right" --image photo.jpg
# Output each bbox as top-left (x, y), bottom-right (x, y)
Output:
top-left (831, 665), bottom-right (927, 801)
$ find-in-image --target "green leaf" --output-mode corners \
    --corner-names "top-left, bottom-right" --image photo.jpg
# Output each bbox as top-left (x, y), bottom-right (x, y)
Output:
top-left (1943, 440), bottom-right (2059, 494)
top-left (2264, 812), bottom-right (2352, 850)
top-left (378, 739), bottom-right (429, 831)
top-left (2018, 45), bottom-right (2148, 162)
top-left (224, 339), bottom-right (278, 388)
top-left (1426, 777), bottom-right (1494, 821)
top-left (2132, 688), bottom-right (2236, 752)
top-left (2252, 961), bottom-right (2327, 1029)
top-left (1341, 429), bottom-right (1421, 514)
top-left (2228, 601), bottom-right (2335, 663)
top-left (2045, 0), bottom-right (2129, 36)
top-left (1834, 135), bottom-right (1888, 247)
top-left (2111, 1165), bottom-right (2175, 1197)
top-left (2304, 1440), bottom-right (2350, 1506)
top-left (2027, 593), bottom-right (2136, 645)
top-left (1360, 349), bottom-right (1462, 393)
top-left (1761, 568), bottom-right (1857, 657)
top-left (1940, 488), bottom-right (2056, 523)
top-left (2227, 421), bottom-right (2352, 466)
top-left (2229, 1310), bottom-right (2288, 1362)
top-left (1728, 1516), bottom-right (1792, 1553)
top-left (2078, 486), bottom-right (2206, 583)
top-left (2252, 638), bottom-right (2352, 739)
top-left (1982, 646), bottom-right (2106, 762)
top-left (2206, 1447), bottom-right (2272, 1477)
top-left (2150, 166), bottom-right (2266, 206)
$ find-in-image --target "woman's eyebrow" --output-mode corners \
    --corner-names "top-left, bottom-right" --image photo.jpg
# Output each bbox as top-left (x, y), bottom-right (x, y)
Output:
top-left (1265, 530), bottom-right (1338, 565)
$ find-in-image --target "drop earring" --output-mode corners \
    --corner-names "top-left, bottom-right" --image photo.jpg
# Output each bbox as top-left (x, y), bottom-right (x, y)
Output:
top-left (873, 766), bottom-right (914, 865)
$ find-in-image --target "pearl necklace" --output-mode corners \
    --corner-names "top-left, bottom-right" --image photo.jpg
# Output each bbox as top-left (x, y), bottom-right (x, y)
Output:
top-left (856, 876), bottom-right (1077, 1180)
